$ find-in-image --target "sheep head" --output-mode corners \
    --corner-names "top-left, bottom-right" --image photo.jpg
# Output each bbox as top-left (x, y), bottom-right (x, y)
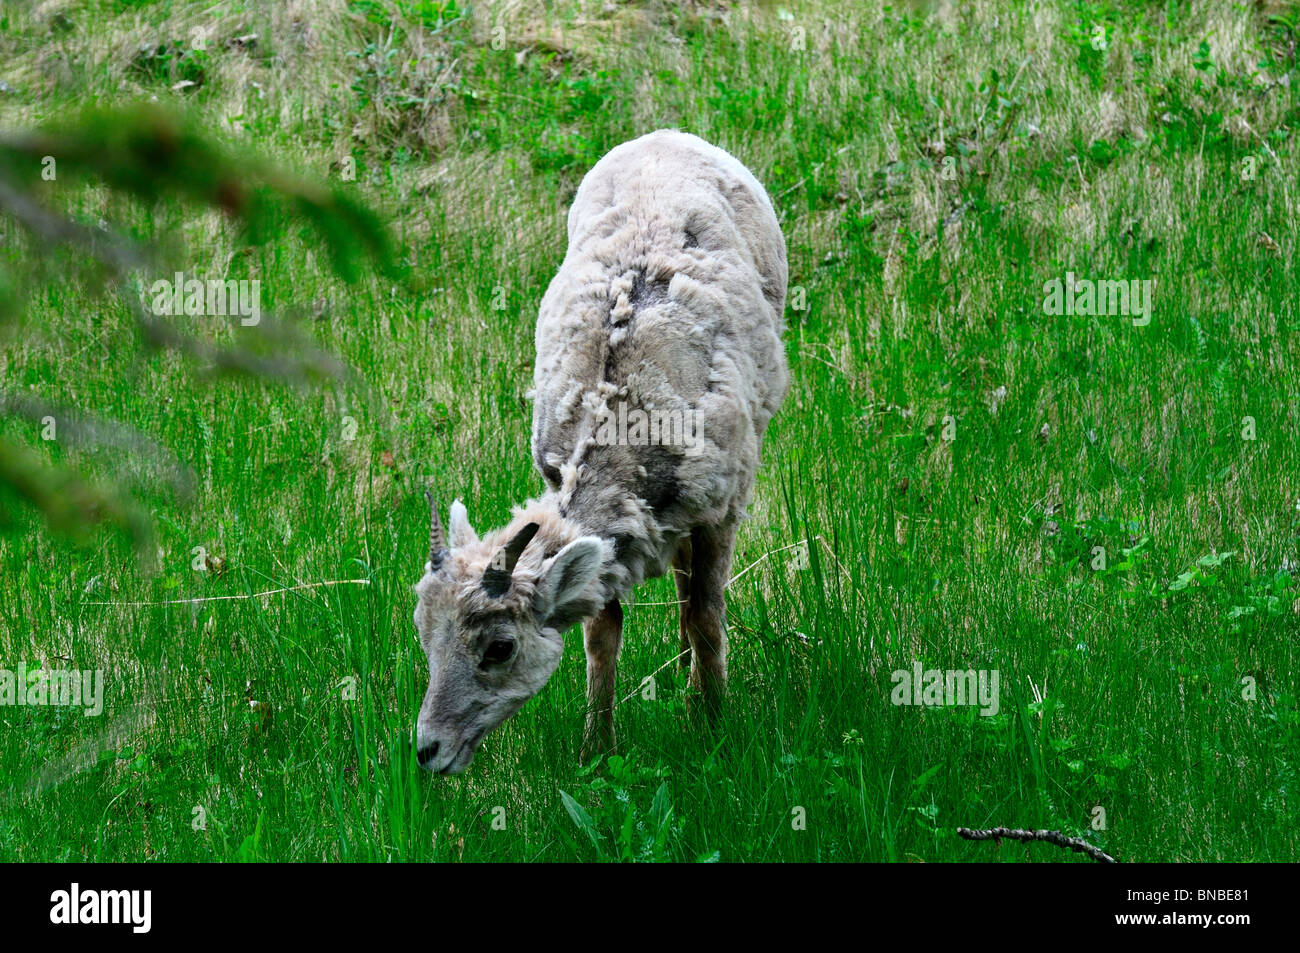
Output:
top-left (411, 494), bottom-right (605, 775)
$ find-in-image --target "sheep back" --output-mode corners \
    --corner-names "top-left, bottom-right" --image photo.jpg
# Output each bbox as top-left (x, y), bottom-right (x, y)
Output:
top-left (531, 130), bottom-right (788, 572)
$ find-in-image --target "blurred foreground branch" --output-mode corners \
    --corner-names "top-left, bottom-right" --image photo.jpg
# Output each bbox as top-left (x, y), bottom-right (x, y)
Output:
top-left (0, 104), bottom-right (400, 553)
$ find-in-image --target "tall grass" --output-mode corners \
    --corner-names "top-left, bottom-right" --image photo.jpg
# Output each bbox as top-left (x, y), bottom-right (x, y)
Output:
top-left (0, 0), bottom-right (1297, 861)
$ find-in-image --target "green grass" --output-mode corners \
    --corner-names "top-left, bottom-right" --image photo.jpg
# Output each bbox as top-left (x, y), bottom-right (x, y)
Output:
top-left (1, 0), bottom-right (1298, 861)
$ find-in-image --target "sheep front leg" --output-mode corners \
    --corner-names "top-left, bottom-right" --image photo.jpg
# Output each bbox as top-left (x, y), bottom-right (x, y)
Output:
top-left (684, 522), bottom-right (737, 716)
top-left (581, 599), bottom-right (623, 760)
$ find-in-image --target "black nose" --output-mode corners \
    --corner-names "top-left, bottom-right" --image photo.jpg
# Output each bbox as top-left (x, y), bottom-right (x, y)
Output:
top-left (417, 742), bottom-right (440, 766)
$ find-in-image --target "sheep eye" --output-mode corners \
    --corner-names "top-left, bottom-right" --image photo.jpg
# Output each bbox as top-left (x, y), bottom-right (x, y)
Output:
top-left (482, 639), bottom-right (516, 666)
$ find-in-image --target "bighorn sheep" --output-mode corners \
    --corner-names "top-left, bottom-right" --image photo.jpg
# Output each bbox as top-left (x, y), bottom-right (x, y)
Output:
top-left (413, 130), bottom-right (788, 774)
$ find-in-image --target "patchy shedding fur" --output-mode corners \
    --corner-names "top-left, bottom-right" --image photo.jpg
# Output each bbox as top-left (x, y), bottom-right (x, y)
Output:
top-left (531, 129), bottom-right (788, 595)
top-left (412, 130), bottom-right (788, 774)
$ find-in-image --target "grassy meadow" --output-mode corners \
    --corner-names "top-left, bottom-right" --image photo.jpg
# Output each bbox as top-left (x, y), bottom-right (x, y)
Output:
top-left (0, 0), bottom-right (1298, 862)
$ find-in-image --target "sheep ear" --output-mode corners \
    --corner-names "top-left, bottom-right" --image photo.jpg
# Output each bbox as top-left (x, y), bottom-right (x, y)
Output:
top-left (534, 537), bottom-right (605, 632)
top-left (448, 499), bottom-right (478, 548)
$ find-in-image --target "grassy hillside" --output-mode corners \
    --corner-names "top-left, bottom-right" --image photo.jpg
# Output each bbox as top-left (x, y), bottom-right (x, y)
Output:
top-left (0, 0), bottom-right (1297, 861)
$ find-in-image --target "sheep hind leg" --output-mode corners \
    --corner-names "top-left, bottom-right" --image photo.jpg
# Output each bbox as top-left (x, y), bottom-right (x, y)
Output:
top-left (672, 537), bottom-right (693, 671)
top-left (685, 521), bottom-right (737, 719)
top-left (581, 599), bottom-right (622, 762)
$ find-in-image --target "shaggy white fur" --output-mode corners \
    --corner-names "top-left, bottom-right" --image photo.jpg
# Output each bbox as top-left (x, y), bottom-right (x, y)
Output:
top-left (528, 128), bottom-right (789, 601)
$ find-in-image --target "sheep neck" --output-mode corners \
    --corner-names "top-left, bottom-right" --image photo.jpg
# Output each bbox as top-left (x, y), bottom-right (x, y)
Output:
top-left (511, 489), bottom-right (665, 608)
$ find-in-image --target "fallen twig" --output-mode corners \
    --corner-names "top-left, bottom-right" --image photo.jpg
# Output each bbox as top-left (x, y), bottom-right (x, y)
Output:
top-left (86, 579), bottom-right (370, 606)
top-left (957, 827), bottom-right (1117, 863)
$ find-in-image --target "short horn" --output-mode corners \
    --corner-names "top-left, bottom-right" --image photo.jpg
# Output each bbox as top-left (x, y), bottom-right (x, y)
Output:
top-left (425, 490), bottom-right (449, 571)
top-left (482, 522), bottom-right (540, 596)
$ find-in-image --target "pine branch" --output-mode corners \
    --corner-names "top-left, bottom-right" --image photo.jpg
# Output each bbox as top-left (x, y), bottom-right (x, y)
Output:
top-left (0, 104), bottom-right (399, 549)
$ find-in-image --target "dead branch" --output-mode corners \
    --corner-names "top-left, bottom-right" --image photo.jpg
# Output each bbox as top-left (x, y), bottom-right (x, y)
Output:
top-left (957, 827), bottom-right (1117, 864)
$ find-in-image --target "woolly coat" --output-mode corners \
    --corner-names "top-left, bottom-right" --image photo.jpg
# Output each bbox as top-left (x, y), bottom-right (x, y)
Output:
top-left (523, 129), bottom-right (789, 602)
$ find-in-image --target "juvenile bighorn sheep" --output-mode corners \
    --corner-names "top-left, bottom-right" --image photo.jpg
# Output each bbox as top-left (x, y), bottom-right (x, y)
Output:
top-left (413, 130), bottom-right (788, 774)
